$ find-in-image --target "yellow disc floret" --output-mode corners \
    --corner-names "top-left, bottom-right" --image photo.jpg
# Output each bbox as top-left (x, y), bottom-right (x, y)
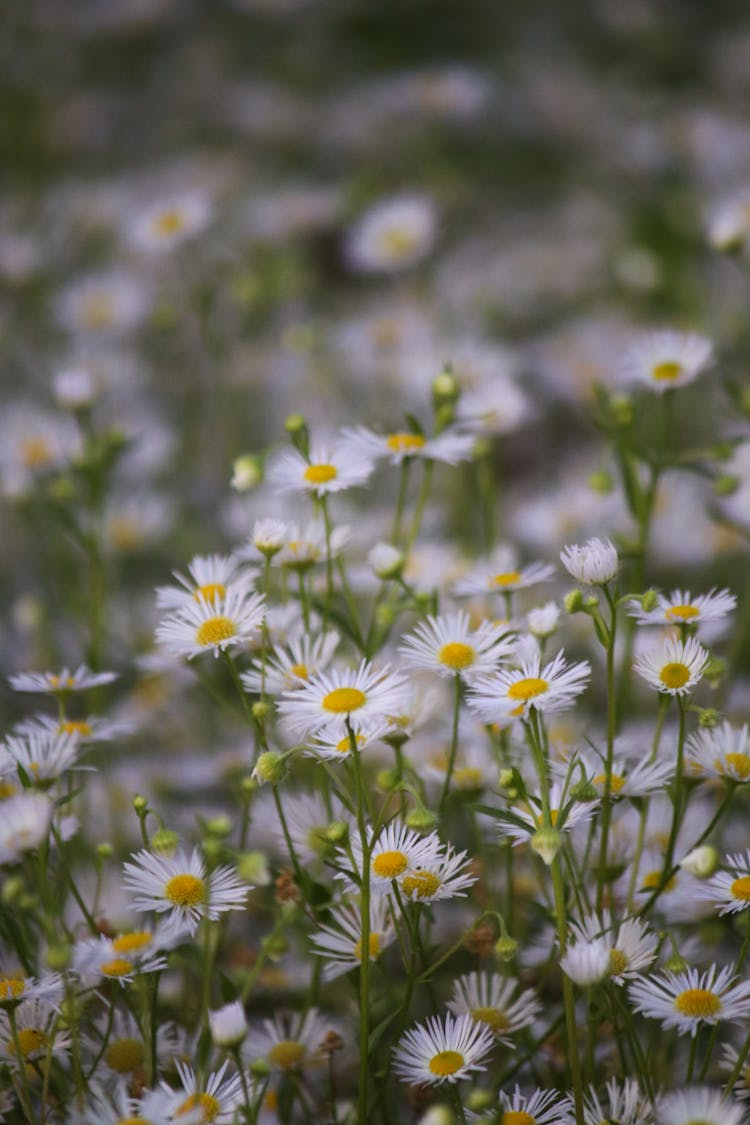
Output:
top-left (652, 361), bottom-right (683, 382)
top-left (492, 571), bottom-right (521, 587)
top-left (438, 642), bottom-right (475, 670)
top-left (731, 876), bottom-right (750, 901)
top-left (665, 604), bottom-right (699, 621)
top-left (322, 687), bottom-right (366, 713)
top-left (165, 873), bottom-right (206, 907)
top-left (470, 1006), bottom-right (510, 1032)
top-left (268, 1039), bottom-right (306, 1069)
top-left (659, 663), bottom-right (690, 690)
top-left (386, 433), bottom-right (426, 454)
top-left (353, 933), bottom-right (381, 961)
top-left (372, 850), bottom-right (408, 878)
top-left (673, 988), bottom-right (722, 1017)
top-left (428, 1049), bottom-right (464, 1077)
top-left (105, 1037), bottom-right (145, 1074)
top-left (507, 677), bottom-right (549, 702)
top-left (303, 464), bottom-right (337, 485)
top-left (196, 616), bottom-right (236, 647)
top-left (177, 1093), bottom-right (221, 1122)
top-left (401, 870), bottom-right (441, 899)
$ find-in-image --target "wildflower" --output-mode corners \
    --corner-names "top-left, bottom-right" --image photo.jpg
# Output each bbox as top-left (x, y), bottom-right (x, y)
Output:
top-left (306, 718), bottom-right (388, 761)
top-left (8, 665), bottom-right (117, 694)
top-left (274, 520), bottom-right (351, 571)
top-left (446, 972), bottom-right (540, 1041)
top-left (56, 271), bottom-right (151, 337)
top-left (0, 956), bottom-right (61, 1007)
top-left (633, 635), bottom-right (709, 696)
top-left (398, 843), bottom-right (476, 903)
top-left (241, 630), bottom-right (340, 695)
top-left (560, 537), bottom-right (619, 585)
top-left (656, 1087), bottom-right (745, 1125)
top-left (467, 650), bottom-right (591, 722)
top-left (695, 851), bottom-right (750, 914)
top-left (497, 781), bottom-right (596, 848)
top-left (629, 964), bottom-right (750, 1036)
top-left (250, 518), bottom-right (293, 558)
top-left (708, 188), bottom-right (750, 251)
top-left (575, 1078), bottom-right (653, 1125)
top-left (628, 588), bottom-right (736, 628)
top-left (560, 938), bottom-right (611, 985)
top-left (248, 1008), bottom-right (333, 1071)
top-left (566, 914), bottom-right (658, 984)
top-left (0, 729), bottom-right (82, 784)
top-left (122, 847), bottom-right (249, 935)
top-left (527, 601), bottom-right (561, 639)
top-left (277, 659), bottom-right (408, 737)
top-left (498, 1085), bottom-right (573, 1125)
top-left (210, 1001), bottom-right (249, 1048)
top-left (165, 1058), bottom-right (246, 1123)
top-left (71, 1082), bottom-right (178, 1125)
top-left (81, 1009), bottom-right (178, 1080)
top-left (342, 424), bottom-right (475, 465)
top-left (15, 712), bottom-right (129, 745)
top-left (310, 898), bottom-right (396, 979)
top-left (685, 721), bottom-right (750, 782)
top-left (73, 934), bottom-right (167, 985)
top-left (344, 193), bottom-right (438, 273)
top-left (155, 553), bottom-right (256, 610)
top-left (266, 441), bottom-right (374, 497)
top-left (156, 587), bottom-right (266, 660)
top-left (340, 821), bottom-right (444, 892)
top-left (454, 545), bottom-right (554, 597)
top-left (368, 541), bottom-right (405, 580)
top-left (128, 192), bottom-right (213, 253)
top-left (621, 329), bottom-right (713, 393)
top-left (399, 610), bottom-right (514, 682)
top-left (562, 747), bottom-right (674, 799)
top-left (0, 793), bottom-right (53, 863)
top-left (0, 998), bottom-right (70, 1067)
top-left (393, 1012), bottom-right (494, 1086)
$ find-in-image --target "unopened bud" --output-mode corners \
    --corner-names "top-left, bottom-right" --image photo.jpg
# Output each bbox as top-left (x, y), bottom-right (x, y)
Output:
top-left (679, 845), bottom-right (719, 879)
top-left (150, 829), bottom-right (180, 856)
top-left (698, 708), bottom-right (720, 729)
top-left (640, 588), bottom-right (659, 612)
top-left (376, 768), bottom-right (400, 792)
top-left (209, 1000), bottom-right (248, 1047)
top-left (588, 470), bottom-right (614, 495)
top-left (467, 1090), bottom-right (494, 1113)
top-left (132, 795), bottom-right (147, 812)
top-left (432, 366), bottom-right (460, 407)
top-left (531, 827), bottom-right (563, 866)
top-left (46, 944), bottom-right (72, 971)
top-left (237, 851), bottom-right (271, 886)
top-left (206, 816), bottom-right (232, 838)
top-left (252, 751), bottom-right (287, 786)
top-left (250, 1057), bottom-right (271, 1080)
top-left (252, 700), bottom-right (271, 724)
top-left (96, 842), bottom-right (113, 859)
top-left (231, 455), bottom-right (262, 493)
top-left (368, 542), bottom-right (405, 581)
top-left (564, 589), bottom-right (585, 614)
top-left (262, 933), bottom-right (289, 961)
top-left (494, 935), bottom-right (519, 962)
top-left (663, 952), bottom-right (689, 974)
top-left (405, 806), bottom-right (438, 834)
top-left (323, 820), bottom-right (349, 846)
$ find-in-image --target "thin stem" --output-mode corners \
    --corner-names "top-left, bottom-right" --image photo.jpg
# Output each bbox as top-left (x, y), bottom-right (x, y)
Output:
top-left (392, 460), bottom-right (411, 547)
top-left (349, 721), bottom-right (372, 1124)
top-left (596, 585), bottom-right (618, 912)
top-left (438, 675), bottom-right (462, 817)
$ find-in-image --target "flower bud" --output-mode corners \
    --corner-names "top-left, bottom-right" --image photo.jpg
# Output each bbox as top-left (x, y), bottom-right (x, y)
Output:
top-left (252, 751), bottom-right (287, 786)
top-left (209, 1000), bottom-right (248, 1047)
top-left (640, 588), bottom-right (659, 612)
top-left (150, 829), bottom-right (180, 856)
top-left (237, 851), bottom-right (271, 886)
top-left (368, 542), bottom-right (405, 580)
top-left (206, 816), bottom-right (233, 838)
top-left (231, 455), bottom-right (262, 492)
top-left (564, 589), bottom-right (585, 614)
top-left (494, 935), bottom-right (519, 962)
top-left (323, 820), bottom-right (349, 846)
top-left (679, 845), bottom-right (719, 879)
top-left (531, 827), bottom-right (563, 866)
top-left (252, 701), bottom-right (272, 724)
top-left (46, 944), bottom-right (72, 972)
top-left (405, 806), bottom-right (438, 834)
top-left (250, 1057), bottom-right (272, 1080)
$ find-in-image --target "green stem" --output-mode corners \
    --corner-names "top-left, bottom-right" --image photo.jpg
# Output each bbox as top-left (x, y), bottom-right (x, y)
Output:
top-left (349, 721), bottom-right (372, 1124)
top-left (406, 460), bottom-right (434, 549)
top-left (596, 585), bottom-right (618, 912)
top-left (438, 675), bottom-right (462, 817)
top-left (392, 460), bottom-right (411, 547)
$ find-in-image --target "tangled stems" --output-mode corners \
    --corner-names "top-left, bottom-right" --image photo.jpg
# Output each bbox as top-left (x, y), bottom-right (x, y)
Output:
top-left (348, 720), bottom-right (372, 1124)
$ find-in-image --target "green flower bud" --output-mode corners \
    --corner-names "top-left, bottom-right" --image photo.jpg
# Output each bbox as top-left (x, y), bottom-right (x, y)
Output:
top-left (663, 952), bottom-right (689, 974)
top-left (640, 588), bottom-right (659, 612)
top-left (494, 935), bottom-right (519, 962)
top-left (323, 820), bottom-right (349, 846)
top-left (587, 470), bottom-right (614, 494)
top-left (96, 842), bottom-right (113, 859)
top-left (252, 700), bottom-right (271, 724)
top-left (46, 944), bottom-right (72, 972)
top-left (252, 751), bottom-right (287, 786)
top-left (564, 589), bottom-right (585, 614)
top-left (467, 1089), bottom-right (494, 1113)
top-left (150, 829), bottom-right (180, 856)
top-left (250, 1057), bottom-right (272, 1079)
top-left (237, 851), bottom-right (271, 886)
top-left (376, 768), bottom-right (400, 792)
top-left (132, 795), bottom-right (148, 812)
top-left (714, 474), bottom-right (740, 497)
top-left (206, 815), bottom-right (233, 838)
top-left (231, 455), bottom-right (262, 493)
top-left (405, 806), bottom-right (438, 834)
top-left (531, 827), bottom-right (563, 866)
top-left (262, 933), bottom-right (289, 961)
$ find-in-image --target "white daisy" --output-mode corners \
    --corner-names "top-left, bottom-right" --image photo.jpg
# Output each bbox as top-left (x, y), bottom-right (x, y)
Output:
top-left (567, 913), bottom-right (658, 983)
top-left (209, 1001), bottom-right (249, 1048)
top-left (73, 934), bottom-right (166, 986)
top-left (628, 588), bottom-right (736, 628)
top-left (340, 821), bottom-right (444, 892)
top-left (341, 424), bottom-right (475, 466)
top-left (273, 520), bottom-right (352, 572)
top-left (122, 847), bottom-right (249, 935)
top-left (249, 517), bottom-right (294, 559)
top-left (498, 781), bottom-right (597, 847)
top-left (695, 851), bottom-right (750, 915)
top-left (266, 442), bottom-right (374, 497)
top-left (399, 610), bottom-right (514, 682)
top-left (629, 965), bottom-right (750, 1036)
top-left (498, 1086), bottom-right (573, 1125)
top-left (560, 936), bottom-right (611, 986)
top-left (0, 729), bottom-right (82, 783)
top-left (527, 601), bottom-right (561, 640)
top-left (454, 545), bottom-right (554, 597)
top-left (685, 721), bottom-right (750, 782)
top-left (277, 659), bottom-right (408, 737)
top-left (467, 650), bottom-right (591, 721)
top-left (446, 972), bottom-right (540, 1041)
top-left (344, 193), bottom-right (438, 273)
top-left (8, 665), bottom-right (117, 694)
top-left (633, 635), bottom-right (709, 696)
top-left (560, 537), bottom-right (619, 586)
top-left (621, 329), bottom-right (714, 393)
top-left (241, 630), bottom-right (340, 695)
top-left (14, 712), bottom-right (130, 745)
top-left (155, 553), bottom-right (256, 610)
top-left (156, 587), bottom-right (266, 660)
top-left (69, 1081), bottom-right (178, 1125)
top-left (247, 1008), bottom-right (332, 1072)
top-left (397, 843), bottom-right (476, 903)
top-left (81, 1009), bottom-right (178, 1081)
top-left (127, 192), bottom-right (213, 253)
top-left (0, 998), bottom-right (70, 1067)
top-left (310, 898), bottom-right (397, 980)
top-left (393, 1012), bottom-right (494, 1086)
top-left (576, 1078), bottom-right (654, 1125)
top-left (56, 271), bottom-right (151, 337)
top-left (161, 1059), bottom-right (245, 1123)
top-left (0, 955), bottom-right (62, 1007)
top-left (306, 718), bottom-right (389, 761)
top-left (560, 747), bottom-right (674, 799)
top-left (0, 793), bottom-right (54, 863)
top-left (656, 1086), bottom-right (744, 1125)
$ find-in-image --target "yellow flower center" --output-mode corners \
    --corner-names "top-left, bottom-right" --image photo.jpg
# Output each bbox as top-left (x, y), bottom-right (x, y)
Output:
top-left (268, 1039), bottom-right (306, 1069)
top-left (507, 677), bottom-right (549, 701)
top-left (373, 850), bottom-right (408, 878)
top-left (20, 436), bottom-right (54, 469)
top-left (154, 209), bottom-right (185, 235)
top-left (492, 571), bottom-right (521, 587)
top-left (674, 988), bottom-right (721, 1018)
top-left (335, 732), bottom-right (366, 753)
top-left (665, 604), bottom-right (699, 621)
top-left (651, 360), bottom-right (683, 382)
top-left (105, 1037), bottom-right (145, 1073)
top-left (428, 1049), bottom-right (464, 1077)
top-left (353, 932), bottom-right (381, 961)
top-left (609, 948), bottom-right (629, 975)
top-left (0, 780), bottom-right (18, 799)
top-left (380, 228), bottom-right (417, 257)
top-left (0, 977), bottom-right (25, 1000)
top-left (731, 876), bottom-right (750, 901)
top-left (194, 583), bottom-right (226, 602)
top-left (116, 1119), bottom-right (150, 1125)
top-left (659, 662), bottom-right (690, 689)
top-left (11, 1028), bottom-right (47, 1057)
top-left (386, 432), bottom-right (426, 454)
top-left (196, 616), bottom-right (236, 647)
top-left (101, 958), bottom-right (133, 978)
top-left (289, 663), bottom-right (309, 679)
top-left (322, 687), bottom-right (366, 713)
top-left (502, 1113), bottom-right (536, 1125)
top-left (724, 753), bottom-right (750, 779)
top-left (59, 719), bottom-right (92, 736)
top-left (81, 293), bottom-right (114, 329)
top-left (112, 931), bottom-right (153, 954)
top-left (470, 1006), bottom-right (510, 1032)
top-left (593, 773), bottom-right (626, 793)
top-left (165, 873), bottom-right (206, 907)
top-left (109, 516), bottom-right (142, 551)
top-left (438, 642), bottom-right (475, 670)
top-left (642, 869), bottom-right (676, 892)
top-left (401, 870), bottom-right (441, 898)
top-left (177, 1093), bottom-right (221, 1122)
top-left (303, 463), bottom-right (338, 485)
top-left (453, 767), bottom-right (484, 789)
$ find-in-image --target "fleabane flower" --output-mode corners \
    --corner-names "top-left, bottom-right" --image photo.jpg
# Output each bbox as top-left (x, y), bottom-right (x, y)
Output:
top-left (127, 192), bottom-right (213, 254)
top-left (277, 660), bottom-right (408, 737)
top-left (686, 721), bottom-right (750, 782)
top-left (393, 1012), bottom-right (494, 1086)
top-left (122, 847), bottom-right (249, 936)
top-left (633, 635), bottom-right (709, 696)
top-left (339, 821), bottom-right (444, 892)
top-left (399, 610), bottom-right (514, 682)
top-left (498, 1086), bottom-right (573, 1125)
top-left (566, 913), bottom-right (658, 984)
top-left (210, 1000), bottom-right (249, 1048)
top-left (247, 1008), bottom-right (332, 1072)
top-left (1, 729), bottom-right (82, 784)
top-left (0, 793), bottom-right (54, 863)
top-left (628, 964), bottom-right (750, 1036)
top-left (164, 1058), bottom-right (245, 1124)
top-left (657, 1086), bottom-right (745, 1125)
top-left (695, 850), bottom-right (750, 915)
top-left (453, 545), bottom-right (554, 597)
top-left (310, 899), bottom-right (396, 980)
top-left (575, 1078), bottom-right (653, 1125)
top-left (241, 630), bottom-right (340, 695)
top-left (266, 442), bottom-right (374, 497)
top-left (8, 665), bottom-right (117, 694)
top-left (446, 972), bottom-right (540, 1042)
top-left (560, 537), bottom-right (619, 586)
top-left (621, 329), bottom-right (713, 393)
top-left (155, 553), bottom-right (255, 610)
top-left (467, 650), bottom-right (591, 722)
top-left (341, 424), bottom-right (475, 466)
top-left (156, 587), bottom-right (266, 660)
top-left (628, 588), bottom-right (736, 628)
top-left (397, 843), bottom-right (476, 903)
top-left (0, 999), bottom-right (70, 1068)
top-left (344, 193), bottom-right (438, 273)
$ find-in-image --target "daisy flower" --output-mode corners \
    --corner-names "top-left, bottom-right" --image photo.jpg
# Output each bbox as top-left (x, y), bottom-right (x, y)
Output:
top-left (155, 553), bottom-right (256, 610)
top-left (127, 192), bottom-right (213, 253)
top-left (621, 329), bottom-right (714, 393)
top-left (8, 665), bottom-right (117, 694)
top-left (247, 1008), bottom-right (333, 1073)
top-left (68, 1081), bottom-right (178, 1125)
top-left (0, 955), bottom-right (62, 1007)
top-left (629, 964), bottom-right (750, 1036)
top-left (341, 424), bottom-right (475, 466)
top-left (561, 747), bottom-right (674, 799)
top-left (467, 650), bottom-right (591, 722)
top-left (567, 913), bottom-right (658, 984)
top-left (685, 722), bottom-right (750, 782)
top-left (575, 1078), bottom-right (654, 1125)
top-left (498, 781), bottom-right (596, 847)
top-left (0, 729), bottom-right (82, 784)
top-left (156, 587), bottom-right (266, 660)
top-left (339, 821), bottom-right (444, 891)
top-left (398, 843), bottom-right (476, 903)
top-left (497, 1087), bottom-right (573, 1125)
top-left (0, 998), bottom-right (70, 1068)
top-left (269, 790), bottom-right (350, 866)
top-left (306, 717), bottom-right (389, 761)
top-left (56, 271), bottom-right (151, 337)
top-left (164, 1059), bottom-right (246, 1123)
top-left (628, 588), bottom-right (736, 628)
top-left (446, 972), bottom-right (540, 1042)
top-left (73, 934), bottom-right (167, 986)
top-left (344, 193), bottom-right (438, 273)
top-left (209, 1001), bottom-right (248, 1048)
top-left (81, 1009), bottom-right (178, 1081)
top-left (310, 898), bottom-right (397, 980)
top-left (695, 851), bottom-right (750, 915)
top-left (277, 659), bottom-right (408, 737)
top-left (560, 537), bottom-right (619, 586)
top-left (241, 629), bottom-right (340, 695)
top-left (399, 610), bottom-right (514, 682)
top-left (249, 517), bottom-right (293, 559)
top-left (561, 936), bottom-right (611, 985)
top-left (656, 1087), bottom-right (745, 1125)
top-left (454, 545), bottom-right (554, 597)
top-left (527, 601), bottom-right (561, 640)
top-left (0, 793), bottom-right (54, 863)
top-left (266, 442), bottom-right (374, 497)
top-left (274, 520), bottom-right (351, 572)
top-left (393, 1012), bottom-right (494, 1086)
top-left (122, 847), bottom-right (249, 936)
top-left (633, 635), bottom-right (709, 696)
